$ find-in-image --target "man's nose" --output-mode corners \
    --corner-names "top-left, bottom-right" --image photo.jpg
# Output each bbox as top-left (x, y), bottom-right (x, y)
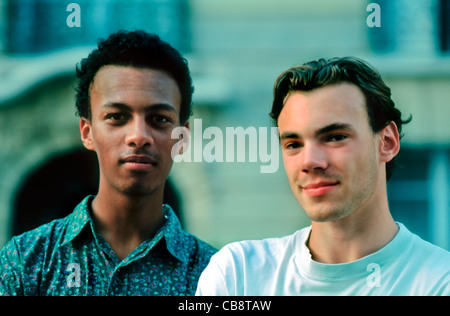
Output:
top-left (301, 143), bottom-right (329, 173)
top-left (125, 117), bottom-right (154, 148)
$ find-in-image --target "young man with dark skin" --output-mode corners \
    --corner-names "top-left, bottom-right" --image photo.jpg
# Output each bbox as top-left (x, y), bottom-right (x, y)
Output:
top-left (196, 57), bottom-right (449, 296)
top-left (0, 30), bottom-right (216, 296)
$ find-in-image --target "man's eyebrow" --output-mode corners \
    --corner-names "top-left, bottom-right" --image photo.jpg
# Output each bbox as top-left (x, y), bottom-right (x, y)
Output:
top-left (279, 123), bottom-right (354, 140)
top-left (102, 102), bottom-right (132, 111)
top-left (102, 102), bottom-right (177, 113)
top-left (280, 131), bottom-right (300, 140)
top-left (314, 123), bottom-right (354, 137)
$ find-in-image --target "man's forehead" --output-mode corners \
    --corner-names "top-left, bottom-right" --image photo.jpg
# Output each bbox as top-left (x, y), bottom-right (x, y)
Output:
top-left (91, 65), bottom-right (175, 89)
top-left (85, 67), bottom-right (182, 122)
top-left (284, 83), bottom-right (366, 107)
top-left (278, 83), bottom-right (370, 134)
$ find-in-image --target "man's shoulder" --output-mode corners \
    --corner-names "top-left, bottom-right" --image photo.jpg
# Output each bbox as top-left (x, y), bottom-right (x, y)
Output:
top-left (1, 197), bottom-right (91, 261)
top-left (162, 204), bottom-right (217, 261)
top-left (180, 230), bottom-right (218, 260)
top-left (410, 232), bottom-right (450, 274)
top-left (401, 225), bottom-right (450, 267)
top-left (4, 218), bottom-right (66, 251)
top-left (196, 228), bottom-right (310, 295)
top-left (214, 227), bottom-right (309, 265)
top-left (0, 216), bottom-right (69, 295)
top-left (397, 224), bottom-right (450, 295)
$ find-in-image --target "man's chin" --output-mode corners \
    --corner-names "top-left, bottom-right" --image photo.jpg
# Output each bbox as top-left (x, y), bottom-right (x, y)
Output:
top-left (120, 184), bottom-right (160, 197)
top-left (303, 205), bottom-right (351, 223)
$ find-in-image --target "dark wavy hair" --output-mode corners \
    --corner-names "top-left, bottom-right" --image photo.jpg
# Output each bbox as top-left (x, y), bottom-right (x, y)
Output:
top-left (75, 30), bottom-right (193, 123)
top-left (270, 56), bottom-right (412, 180)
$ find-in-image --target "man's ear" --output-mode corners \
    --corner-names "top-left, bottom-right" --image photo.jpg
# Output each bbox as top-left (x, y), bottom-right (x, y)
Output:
top-left (80, 118), bottom-right (95, 151)
top-left (183, 120), bottom-right (190, 133)
top-left (179, 120), bottom-right (190, 154)
top-left (379, 121), bottom-right (400, 163)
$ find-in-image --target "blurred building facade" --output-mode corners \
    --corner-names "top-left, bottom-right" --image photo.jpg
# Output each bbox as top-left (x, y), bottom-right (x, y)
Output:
top-left (0, 0), bottom-right (449, 250)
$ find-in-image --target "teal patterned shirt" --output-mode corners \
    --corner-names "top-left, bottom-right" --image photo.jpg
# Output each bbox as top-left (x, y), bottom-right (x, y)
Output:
top-left (0, 196), bottom-right (216, 296)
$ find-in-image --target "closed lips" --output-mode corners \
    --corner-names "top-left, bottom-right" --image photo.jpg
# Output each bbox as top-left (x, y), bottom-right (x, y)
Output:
top-left (120, 155), bottom-right (157, 165)
top-left (301, 181), bottom-right (339, 197)
top-left (302, 182), bottom-right (338, 189)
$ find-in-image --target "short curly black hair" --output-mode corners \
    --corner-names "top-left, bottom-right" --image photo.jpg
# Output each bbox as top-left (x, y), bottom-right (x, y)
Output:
top-left (75, 30), bottom-right (193, 123)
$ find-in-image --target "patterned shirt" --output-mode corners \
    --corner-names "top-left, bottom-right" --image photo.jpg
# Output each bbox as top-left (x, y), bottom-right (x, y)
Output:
top-left (0, 196), bottom-right (216, 296)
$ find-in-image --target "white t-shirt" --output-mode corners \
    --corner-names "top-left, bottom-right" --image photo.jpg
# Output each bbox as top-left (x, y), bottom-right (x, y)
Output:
top-left (196, 223), bottom-right (450, 296)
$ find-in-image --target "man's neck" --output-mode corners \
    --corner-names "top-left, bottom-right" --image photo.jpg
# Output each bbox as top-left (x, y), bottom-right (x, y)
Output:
top-left (91, 190), bottom-right (165, 260)
top-left (307, 205), bottom-right (398, 264)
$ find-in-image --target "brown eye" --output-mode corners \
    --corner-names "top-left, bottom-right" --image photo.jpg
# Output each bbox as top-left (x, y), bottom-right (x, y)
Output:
top-left (286, 142), bottom-right (301, 149)
top-left (148, 114), bottom-right (173, 126)
top-left (327, 134), bottom-right (347, 142)
top-left (153, 115), bottom-right (169, 123)
top-left (283, 141), bottom-right (303, 151)
top-left (108, 113), bottom-right (124, 120)
top-left (105, 113), bottom-right (128, 124)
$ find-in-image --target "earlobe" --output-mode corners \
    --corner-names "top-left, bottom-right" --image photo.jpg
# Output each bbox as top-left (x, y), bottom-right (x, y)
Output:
top-left (379, 121), bottom-right (400, 163)
top-left (80, 118), bottom-right (95, 151)
top-left (179, 121), bottom-right (191, 154)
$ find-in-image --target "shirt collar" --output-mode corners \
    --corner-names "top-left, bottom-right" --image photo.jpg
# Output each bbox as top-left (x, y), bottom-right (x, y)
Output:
top-left (159, 204), bottom-right (191, 264)
top-left (61, 195), bottom-right (93, 245)
top-left (61, 196), bottom-right (191, 264)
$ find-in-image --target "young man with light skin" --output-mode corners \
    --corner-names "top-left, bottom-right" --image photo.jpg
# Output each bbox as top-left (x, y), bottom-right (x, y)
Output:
top-left (196, 57), bottom-right (450, 295)
top-left (0, 31), bottom-right (216, 296)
